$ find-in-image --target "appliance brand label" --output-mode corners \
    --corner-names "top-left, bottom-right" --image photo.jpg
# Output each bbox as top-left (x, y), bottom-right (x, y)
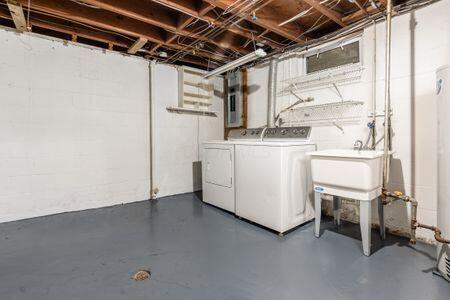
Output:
top-left (314, 186), bottom-right (324, 192)
top-left (437, 78), bottom-right (443, 95)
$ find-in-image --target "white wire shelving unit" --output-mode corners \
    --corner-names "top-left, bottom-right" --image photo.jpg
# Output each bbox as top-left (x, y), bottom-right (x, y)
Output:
top-left (279, 100), bottom-right (365, 130)
top-left (278, 63), bottom-right (364, 96)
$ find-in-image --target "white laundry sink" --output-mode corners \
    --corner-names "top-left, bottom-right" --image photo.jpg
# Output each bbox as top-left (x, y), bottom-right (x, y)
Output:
top-left (308, 149), bottom-right (391, 200)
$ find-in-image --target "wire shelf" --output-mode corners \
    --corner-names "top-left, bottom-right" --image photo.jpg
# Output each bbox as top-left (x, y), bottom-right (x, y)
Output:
top-left (166, 106), bottom-right (217, 117)
top-left (279, 101), bottom-right (364, 127)
top-left (278, 64), bottom-right (364, 96)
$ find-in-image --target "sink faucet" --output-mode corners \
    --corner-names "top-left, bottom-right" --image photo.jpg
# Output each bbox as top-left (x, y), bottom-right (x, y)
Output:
top-left (354, 140), bottom-right (363, 151)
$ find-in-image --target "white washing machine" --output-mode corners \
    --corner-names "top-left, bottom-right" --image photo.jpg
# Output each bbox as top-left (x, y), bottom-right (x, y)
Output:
top-left (234, 127), bottom-right (316, 234)
top-left (202, 128), bottom-right (263, 213)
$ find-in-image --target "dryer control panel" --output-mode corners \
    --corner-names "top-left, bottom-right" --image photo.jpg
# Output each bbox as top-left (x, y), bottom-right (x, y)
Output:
top-left (228, 128), bottom-right (263, 140)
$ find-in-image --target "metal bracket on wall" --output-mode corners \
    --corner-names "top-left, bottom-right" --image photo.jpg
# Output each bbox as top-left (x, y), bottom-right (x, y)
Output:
top-left (166, 106), bottom-right (218, 117)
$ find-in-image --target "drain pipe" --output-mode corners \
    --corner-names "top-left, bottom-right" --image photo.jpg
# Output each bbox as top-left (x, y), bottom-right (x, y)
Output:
top-left (371, 20), bottom-right (377, 149)
top-left (267, 58), bottom-right (278, 127)
top-left (149, 61), bottom-right (158, 200)
top-left (382, 0), bottom-right (393, 191)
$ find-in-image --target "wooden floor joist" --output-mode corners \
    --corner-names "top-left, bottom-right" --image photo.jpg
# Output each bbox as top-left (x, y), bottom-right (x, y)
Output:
top-left (127, 37), bottom-right (148, 54)
top-left (0, 0), bottom-right (397, 68)
top-left (6, 0), bottom-right (27, 31)
top-left (300, 0), bottom-right (346, 27)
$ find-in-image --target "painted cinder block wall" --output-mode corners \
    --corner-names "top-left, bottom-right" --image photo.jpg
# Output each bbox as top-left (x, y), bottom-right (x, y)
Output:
top-left (0, 29), bottom-right (151, 222)
top-left (0, 28), bottom-right (224, 222)
top-left (246, 0), bottom-right (450, 242)
top-left (152, 64), bottom-right (224, 198)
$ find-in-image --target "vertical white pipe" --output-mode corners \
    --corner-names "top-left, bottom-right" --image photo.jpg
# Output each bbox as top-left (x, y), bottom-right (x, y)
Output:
top-left (383, 0), bottom-right (392, 190)
top-left (372, 20), bottom-right (377, 149)
top-left (268, 58), bottom-right (278, 127)
top-left (149, 61), bottom-right (156, 199)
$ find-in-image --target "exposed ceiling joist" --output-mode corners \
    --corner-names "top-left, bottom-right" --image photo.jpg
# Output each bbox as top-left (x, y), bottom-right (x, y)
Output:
top-left (353, 0), bottom-right (369, 16)
top-left (17, 0), bottom-right (166, 43)
top-left (66, 0), bottom-right (249, 55)
top-left (0, 0), bottom-right (399, 69)
top-left (6, 0), bottom-right (27, 31)
top-left (74, 0), bottom-right (179, 32)
top-left (151, 0), bottom-right (281, 49)
top-left (0, 8), bottom-right (130, 46)
top-left (300, 0), bottom-right (346, 27)
top-left (342, 5), bottom-right (378, 23)
top-left (204, 0), bottom-right (306, 42)
top-left (378, 0), bottom-right (387, 8)
top-left (127, 37), bottom-right (147, 54)
top-left (0, 6), bottom-right (225, 66)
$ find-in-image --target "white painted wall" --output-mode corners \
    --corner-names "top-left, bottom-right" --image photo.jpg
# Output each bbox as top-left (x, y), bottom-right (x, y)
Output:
top-left (0, 28), bottom-right (225, 222)
top-left (152, 64), bottom-right (224, 198)
top-left (247, 0), bottom-right (450, 241)
top-left (0, 29), bottom-right (150, 222)
top-left (0, 29), bottom-right (151, 223)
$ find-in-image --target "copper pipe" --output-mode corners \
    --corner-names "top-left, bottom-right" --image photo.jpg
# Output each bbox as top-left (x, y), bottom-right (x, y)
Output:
top-left (382, 190), bottom-right (450, 245)
top-left (414, 223), bottom-right (450, 244)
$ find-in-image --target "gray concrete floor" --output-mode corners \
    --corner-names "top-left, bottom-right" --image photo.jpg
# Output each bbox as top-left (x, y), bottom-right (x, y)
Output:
top-left (0, 193), bottom-right (449, 300)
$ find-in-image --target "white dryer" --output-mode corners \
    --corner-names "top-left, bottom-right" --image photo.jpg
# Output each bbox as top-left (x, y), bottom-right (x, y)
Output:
top-left (202, 128), bottom-right (263, 213)
top-left (234, 127), bottom-right (316, 234)
top-left (202, 141), bottom-right (235, 212)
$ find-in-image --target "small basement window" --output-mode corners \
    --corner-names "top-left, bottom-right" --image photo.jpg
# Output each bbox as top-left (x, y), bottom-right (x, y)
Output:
top-left (306, 40), bottom-right (360, 74)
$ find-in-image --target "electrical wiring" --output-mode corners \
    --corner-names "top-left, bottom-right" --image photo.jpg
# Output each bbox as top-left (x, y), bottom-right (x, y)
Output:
top-left (165, 0), bottom-right (266, 64)
top-left (201, 0), bottom-right (266, 44)
top-left (12, 0), bottom-right (435, 69)
top-left (68, 0), bottom-right (100, 9)
top-left (168, 2), bottom-right (261, 62)
top-left (26, 0), bottom-right (31, 30)
top-left (254, 0), bottom-right (441, 65)
top-left (279, 0), bottom-right (340, 27)
top-left (222, 0), bottom-right (252, 15)
top-left (0, 2), bottom-right (137, 43)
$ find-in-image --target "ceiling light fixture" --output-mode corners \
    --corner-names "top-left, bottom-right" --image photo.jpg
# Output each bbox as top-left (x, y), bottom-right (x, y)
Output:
top-left (203, 49), bottom-right (267, 78)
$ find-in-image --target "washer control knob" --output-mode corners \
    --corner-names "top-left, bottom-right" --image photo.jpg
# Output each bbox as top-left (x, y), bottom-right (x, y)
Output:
top-left (281, 129), bottom-right (288, 135)
top-left (293, 129), bottom-right (299, 135)
top-left (241, 130), bottom-right (247, 136)
top-left (300, 129), bottom-right (306, 136)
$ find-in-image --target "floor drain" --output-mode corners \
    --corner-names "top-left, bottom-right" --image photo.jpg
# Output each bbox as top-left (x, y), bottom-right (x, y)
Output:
top-left (133, 269), bottom-right (151, 281)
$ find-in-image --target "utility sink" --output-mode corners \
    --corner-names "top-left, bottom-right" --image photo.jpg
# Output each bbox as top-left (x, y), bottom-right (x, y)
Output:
top-left (308, 149), bottom-right (392, 200)
top-left (309, 149), bottom-right (393, 256)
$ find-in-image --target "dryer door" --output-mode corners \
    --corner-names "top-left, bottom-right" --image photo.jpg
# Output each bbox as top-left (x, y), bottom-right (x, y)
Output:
top-left (204, 148), bottom-right (232, 188)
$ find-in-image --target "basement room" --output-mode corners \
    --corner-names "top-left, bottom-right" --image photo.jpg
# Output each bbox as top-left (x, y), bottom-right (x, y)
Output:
top-left (0, 0), bottom-right (449, 299)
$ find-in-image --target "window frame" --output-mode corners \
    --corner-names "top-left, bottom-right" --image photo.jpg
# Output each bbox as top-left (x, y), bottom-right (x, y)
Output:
top-left (302, 36), bottom-right (363, 75)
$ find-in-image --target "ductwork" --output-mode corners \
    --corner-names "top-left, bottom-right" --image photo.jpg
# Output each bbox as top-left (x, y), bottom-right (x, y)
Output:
top-left (267, 58), bottom-right (278, 127)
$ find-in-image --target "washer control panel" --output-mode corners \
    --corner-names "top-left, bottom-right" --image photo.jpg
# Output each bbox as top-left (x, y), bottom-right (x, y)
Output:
top-left (228, 126), bottom-right (311, 140)
top-left (263, 126), bottom-right (311, 140)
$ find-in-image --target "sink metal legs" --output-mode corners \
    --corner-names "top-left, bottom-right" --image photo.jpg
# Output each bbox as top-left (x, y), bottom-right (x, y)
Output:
top-left (314, 192), bottom-right (385, 256)
top-left (359, 201), bottom-right (372, 256)
top-left (333, 196), bottom-right (341, 226)
top-left (378, 196), bottom-right (386, 240)
top-left (314, 192), bottom-right (321, 238)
